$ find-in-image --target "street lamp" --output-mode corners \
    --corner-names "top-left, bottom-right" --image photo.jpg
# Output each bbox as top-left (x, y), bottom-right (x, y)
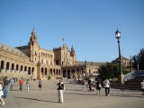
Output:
top-left (115, 28), bottom-right (124, 85)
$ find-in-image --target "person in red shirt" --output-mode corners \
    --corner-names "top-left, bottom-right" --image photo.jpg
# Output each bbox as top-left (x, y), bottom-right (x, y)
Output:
top-left (19, 78), bottom-right (24, 91)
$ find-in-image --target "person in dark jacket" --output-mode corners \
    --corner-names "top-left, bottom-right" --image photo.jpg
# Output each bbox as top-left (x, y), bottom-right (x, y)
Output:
top-left (38, 79), bottom-right (42, 91)
top-left (3, 76), bottom-right (10, 98)
top-left (96, 81), bottom-right (102, 95)
top-left (57, 79), bottom-right (64, 103)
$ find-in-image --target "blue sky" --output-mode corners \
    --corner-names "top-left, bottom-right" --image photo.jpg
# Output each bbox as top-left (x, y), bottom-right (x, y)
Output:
top-left (0, 0), bottom-right (144, 62)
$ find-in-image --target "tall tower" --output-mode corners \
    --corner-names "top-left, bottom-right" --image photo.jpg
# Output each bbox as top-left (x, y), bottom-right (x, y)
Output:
top-left (70, 45), bottom-right (76, 65)
top-left (28, 28), bottom-right (40, 63)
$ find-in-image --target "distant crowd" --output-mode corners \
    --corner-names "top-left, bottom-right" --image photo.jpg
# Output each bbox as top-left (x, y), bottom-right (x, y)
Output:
top-left (0, 76), bottom-right (144, 106)
top-left (0, 76), bottom-right (43, 106)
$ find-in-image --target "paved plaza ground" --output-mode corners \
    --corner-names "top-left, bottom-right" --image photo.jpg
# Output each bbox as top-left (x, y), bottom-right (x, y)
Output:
top-left (1, 79), bottom-right (144, 108)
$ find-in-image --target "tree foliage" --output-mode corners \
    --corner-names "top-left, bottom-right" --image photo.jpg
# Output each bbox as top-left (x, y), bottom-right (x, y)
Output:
top-left (132, 48), bottom-right (144, 70)
top-left (98, 62), bottom-right (118, 80)
top-left (98, 62), bottom-right (128, 80)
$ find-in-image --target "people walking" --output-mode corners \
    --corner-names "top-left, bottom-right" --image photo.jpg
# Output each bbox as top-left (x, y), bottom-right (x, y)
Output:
top-left (26, 79), bottom-right (30, 92)
top-left (19, 78), bottom-right (24, 91)
top-left (38, 79), bottom-right (42, 91)
top-left (141, 80), bottom-right (144, 96)
top-left (83, 79), bottom-right (88, 91)
top-left (3, 76), bottom-right (10, 98)
top-left (96, 81), bottom-right (102, 95)
top-left (57, 79), bottom-right (64, 103)
top-left (0, 79), bottom-right (5, 106)
top-left (103, 78), bottom-right (110, 96)
top-left (9, 78), bottom-right (14, 91)
top-left (88, 79), bottom-right (92, 91)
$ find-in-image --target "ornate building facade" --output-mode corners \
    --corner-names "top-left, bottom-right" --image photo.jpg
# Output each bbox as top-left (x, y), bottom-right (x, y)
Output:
top-left (112, 56), bottom-right (130, 68)
top-left (0, 29), bottom-right (104, 80)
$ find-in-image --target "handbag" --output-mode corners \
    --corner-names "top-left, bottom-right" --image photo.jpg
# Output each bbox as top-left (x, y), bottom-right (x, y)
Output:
top-left (98, 83), bottom-right (102, 88)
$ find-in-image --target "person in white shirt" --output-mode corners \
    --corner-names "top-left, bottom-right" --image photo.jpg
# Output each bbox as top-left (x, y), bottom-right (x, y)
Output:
top-left (9, 78), bottom-right (14, 91)
top-left (26, 79), bottom-right (30, 92)
top-left (0, 80), bottom-right (5, 106)
top-left (103, 78), bottom-right (110, 96)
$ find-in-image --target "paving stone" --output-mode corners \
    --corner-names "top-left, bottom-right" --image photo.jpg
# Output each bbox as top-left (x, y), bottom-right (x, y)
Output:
top-left (1, 79), bottom-right (144, 108)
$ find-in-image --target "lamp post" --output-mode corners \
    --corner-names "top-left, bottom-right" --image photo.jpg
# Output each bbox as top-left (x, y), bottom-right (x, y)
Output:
top-left (115, 28), bottom-right (124, 85)
top-left (130, 56), bottom-right (132, 72)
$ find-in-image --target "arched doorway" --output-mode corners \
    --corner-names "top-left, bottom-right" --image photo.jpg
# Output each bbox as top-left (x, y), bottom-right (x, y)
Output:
top-left (67, 69), bottom-right (71, 79)
top-left (63, 69), bottom-right (66, 78)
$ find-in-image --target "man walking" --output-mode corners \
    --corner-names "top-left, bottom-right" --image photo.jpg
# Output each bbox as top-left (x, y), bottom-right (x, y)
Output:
top-left (19, 78), bottom-right (24, 91)
top-left (103, 78), bottom-right (110, 96)
top-left (3, 76), bottom-right (10, 98)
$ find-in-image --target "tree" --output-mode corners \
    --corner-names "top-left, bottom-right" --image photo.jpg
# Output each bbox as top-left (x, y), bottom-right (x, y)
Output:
top-left (98, 62), bottom-right (128, 80)
top-left (98, 62), bottom-right (118, 80)
top-left (132, 48), bottom-right (144, 70)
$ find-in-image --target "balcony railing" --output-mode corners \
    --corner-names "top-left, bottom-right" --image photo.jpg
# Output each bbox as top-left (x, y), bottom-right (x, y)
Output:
top-left (124, 70), bottom-right (144, 82)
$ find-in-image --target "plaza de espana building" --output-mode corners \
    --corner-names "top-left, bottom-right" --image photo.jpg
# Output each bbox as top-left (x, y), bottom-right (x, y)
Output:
top-left (0, 29), bottom-right (105, 80)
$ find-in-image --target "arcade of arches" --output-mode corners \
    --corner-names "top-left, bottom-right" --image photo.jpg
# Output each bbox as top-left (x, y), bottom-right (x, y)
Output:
top-left (0, 59), bottom-right (62, 80)
top-left (62, 68), bottom-right (85, 79)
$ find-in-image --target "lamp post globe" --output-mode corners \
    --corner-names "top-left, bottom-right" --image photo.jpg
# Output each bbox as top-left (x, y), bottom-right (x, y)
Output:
top-left (115, 28), bottom-right (124, 85)
top-left (115, 28), bottom-right (121, 39)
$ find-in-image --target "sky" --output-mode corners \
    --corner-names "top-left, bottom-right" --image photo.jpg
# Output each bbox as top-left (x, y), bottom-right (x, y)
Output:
top-left (0, 0), bottom-right (144, 62)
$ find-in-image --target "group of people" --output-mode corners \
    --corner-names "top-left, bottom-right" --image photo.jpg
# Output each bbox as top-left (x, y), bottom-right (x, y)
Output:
top-left (83, 78), bottom-right (144, 97)
top-left (0, 76), bottom-right (34, 106)
top-left (19, 78), bottom-right (42, 92)
top-left (0, 77), bottom-right (64, 105)
top-left (0, 76), bottom-right (14, 106)
top-left (0, 76), bottom-right (13, 106)
top-left (83, 78), bottom-right (110, 96)
top-left (1, 76), bottom-right (144, 106)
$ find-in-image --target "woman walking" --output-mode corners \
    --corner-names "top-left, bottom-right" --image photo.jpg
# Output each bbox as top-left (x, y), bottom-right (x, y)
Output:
top-left (0, 79), bottom-right (5, 106)
top-left (96, 81), bottom-right (102, 95)
top-left (26, 79), bottom-right (30, 92)
top-left (57, 79), bottom-right (64, 103)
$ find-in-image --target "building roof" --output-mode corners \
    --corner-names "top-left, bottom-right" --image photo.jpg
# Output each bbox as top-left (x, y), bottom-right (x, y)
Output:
top-left (0, 42), bottom-right (29, 58)
top-left (76, 61), bottom-right (106, 66)
top-left (112, 56), bottom-right (129, 62)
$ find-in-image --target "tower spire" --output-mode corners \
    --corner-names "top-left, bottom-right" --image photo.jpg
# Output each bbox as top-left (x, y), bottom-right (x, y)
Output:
top-left (28, 27), bottom-right (39, 45)
top-left (33, 25), bottom-right (35, 32)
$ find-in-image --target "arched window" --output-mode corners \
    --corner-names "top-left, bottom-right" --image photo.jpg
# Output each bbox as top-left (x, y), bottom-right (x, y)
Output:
top-left (59, 69), bottom-right (61, 75)
top-left (28, 67), bottom-right (31, 75)
top-left (50, 69), bottom-right (52, 75)
top-left (11, 63), bottom-right (14, 70)
top-left (16, 64), bottom-right (19, 71)
top-left (41, 68), bottom-right (44, 75)
top-left (24, 66), bottom-right (27, 71)
top-left (45, 68), bottom-right (47, 75)
top-left (6, 62), bottom-right (10, 70)
top-left (1, 60), bottom-right (4, 69)
top-left (32, 67), bottom-right (34, 75)
top-left (56, 69), bottom-right (59, 75)
top-left (20, 65), bottom-right (23, 71)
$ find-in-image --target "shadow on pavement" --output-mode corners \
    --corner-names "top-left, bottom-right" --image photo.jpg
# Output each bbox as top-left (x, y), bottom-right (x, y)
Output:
top-left (15, 97), bottom-right (58, 103)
